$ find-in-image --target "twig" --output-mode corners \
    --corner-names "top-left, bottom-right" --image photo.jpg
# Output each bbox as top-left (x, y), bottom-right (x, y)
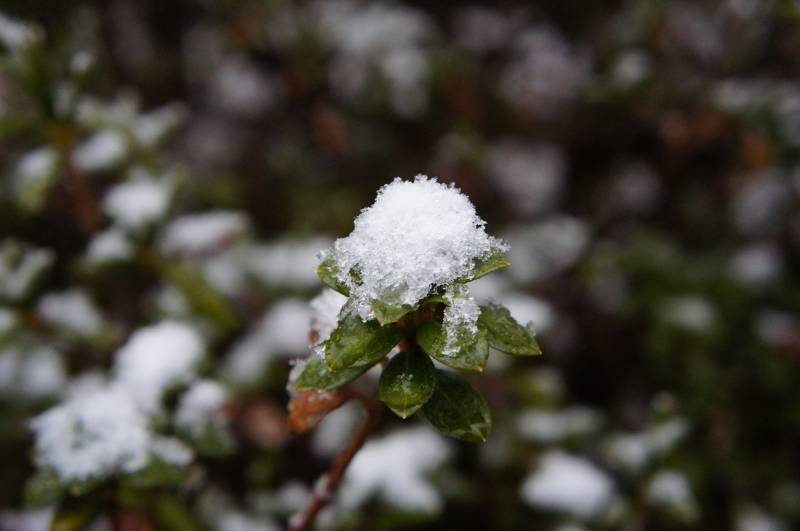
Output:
top-left (290, 390), bottom-right (382, 531)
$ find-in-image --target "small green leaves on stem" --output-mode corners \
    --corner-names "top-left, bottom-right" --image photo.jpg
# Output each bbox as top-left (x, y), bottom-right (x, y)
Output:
top-left (416, 321), bottom-right (489, 372)
top-left (422, 370), bottom-right (491, 443)
top-left (323, 309), bottom-right (402, 370)
top-left (317, 256), bottom-right (350, 296)
top-left (371, 299), bottom-right (418, 326)
top-left (461, 246), bottom-right (510, 282)
top-left (478, 303), bottom-right (542, 356)
top-left (290, 356), bottom-right (375, 392)
top-left (379, 350), bottom-right (436, 418)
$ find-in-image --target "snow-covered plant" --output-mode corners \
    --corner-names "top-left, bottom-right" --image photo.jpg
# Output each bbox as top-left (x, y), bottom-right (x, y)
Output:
top-left (288, 176), bottom-right (542, 442)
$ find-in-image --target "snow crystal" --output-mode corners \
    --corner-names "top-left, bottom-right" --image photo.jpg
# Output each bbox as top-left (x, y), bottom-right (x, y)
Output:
top-left (224, 299), bottom-right (312, 384)
top-left (103, 171), bottom-right (171, 230)
top-left (73, 129), bottom-right (128, 173)
top-left (339, 426), bottom-right (451, 512)
top-left (516, 407), bottom-right (601, 443)
top-left (37, 289), bottom-right (104, 336)
top-left (86, 228), bottom-right (134, 263)
top-left (114, 321), bottom-right (203, 412)
top-left (442, 285), bottom-right (481, 357)
top-left (520, 451), bottom-right (615, 520)
top-left (30, 385), bottom-right (152, 481)
top-left (326, 176), bottom-right (505, 321)
top-left (175, 379), bottom-right (228, 437)
top-left (161, 211), bottom-right (249, 256)
top-left (310, 288), bottom-right (347, 344)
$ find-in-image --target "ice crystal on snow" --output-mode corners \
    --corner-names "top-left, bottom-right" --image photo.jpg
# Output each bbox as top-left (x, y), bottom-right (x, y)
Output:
top-left (325, 176), bottom-right (505, 321)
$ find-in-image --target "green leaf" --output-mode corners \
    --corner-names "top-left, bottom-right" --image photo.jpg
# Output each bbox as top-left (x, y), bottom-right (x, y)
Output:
top-left (162, 261), bottom-right (239, 331)
top-left (289, 355), bottom-right (374, 392)
top-left (462, 246), bottom-right (510, 282)
top-left (416, 321), bottom-right (489, 372)
top-left (379, 350), bottom-right (436, 418)
top-left (371, 299), bottom-right (417, 326)
top-left (317, 255), bottom-right (350, 296)
top-left (324, 308), bottom-right (402, 370)
top-left (24, 468), bottom-right (63, 506)
top-left (478, 303), bottom-right (542, 356)
top-left (422, 370), bottom-right (491, 443)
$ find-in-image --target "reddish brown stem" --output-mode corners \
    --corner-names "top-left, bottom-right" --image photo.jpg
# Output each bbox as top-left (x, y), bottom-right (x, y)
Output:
top-left (290, 391), bottom-right (382, 531)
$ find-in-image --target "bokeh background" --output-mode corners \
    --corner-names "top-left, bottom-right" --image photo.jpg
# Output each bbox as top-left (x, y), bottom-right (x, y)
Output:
top-left (1, 1), bottom-right (800, 530)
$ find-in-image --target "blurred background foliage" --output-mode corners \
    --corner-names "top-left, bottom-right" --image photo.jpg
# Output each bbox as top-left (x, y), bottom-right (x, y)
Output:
top-left (1, 0), bottom-right (800, 530)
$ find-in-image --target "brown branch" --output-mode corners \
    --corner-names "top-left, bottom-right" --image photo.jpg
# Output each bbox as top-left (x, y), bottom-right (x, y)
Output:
top-left (290, 390), bottom-right (383, 531)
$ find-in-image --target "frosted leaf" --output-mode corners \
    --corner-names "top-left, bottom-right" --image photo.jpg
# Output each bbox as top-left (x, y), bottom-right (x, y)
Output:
top-left (325, 176), bottom-right (506, 321)
top-left (310, 288), bottom-right (347, 344)
top-left (175, 379), bottom-right (229, 437)
top-left (161, 211), bottom-right (249, 257)
top-left (29, 385), bottom-right (152, 481)
top-left (113, 321), bottom-right (204, 413)
top-left (339, 426), bottom-right (451, 512)
top-left (520, 451), bottom-right (615, 520)
top-left (103, 170), bottom-right (172, 230)
top-left (441, 285), bottom-right (480, 357)
top-left (37, 289), bottom-right (104, 337)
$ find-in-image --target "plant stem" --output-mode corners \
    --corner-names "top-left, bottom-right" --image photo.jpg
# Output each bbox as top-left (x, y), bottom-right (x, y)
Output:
top-left (290, 390), bottom-right (382, 531)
